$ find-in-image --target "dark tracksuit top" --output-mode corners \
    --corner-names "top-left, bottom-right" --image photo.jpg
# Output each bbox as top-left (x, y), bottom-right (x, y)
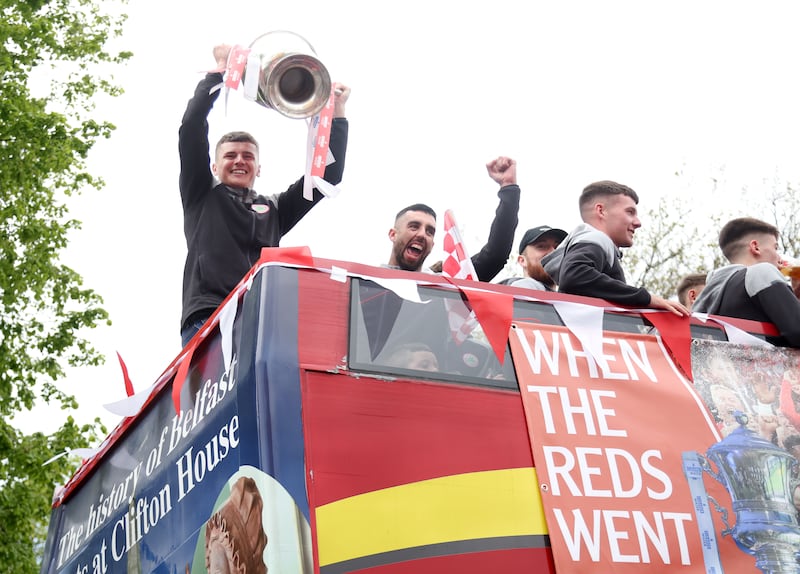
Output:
top-left (471, 184), bottom-right (520, 282)
top-left (542, 223), bottom-right (651, 307)
top-left (178, 72), bottom-right (349, 331)
top-left (693, 263), bottom-right (800, 346)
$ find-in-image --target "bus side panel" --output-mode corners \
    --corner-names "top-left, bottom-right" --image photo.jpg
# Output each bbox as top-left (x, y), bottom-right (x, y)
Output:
top-left (296, 266), bottom-right (351, 370)
top-left (41, 266), bottom-right (314, 574)
top-left (302, 372), bottom-right (554, 573)
top-left (41, 326), bottom-right (245, 574)
top-left (320, 548), bottom-right (556, 574)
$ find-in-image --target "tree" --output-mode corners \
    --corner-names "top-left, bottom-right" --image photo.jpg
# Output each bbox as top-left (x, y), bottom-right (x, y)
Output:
top-left (0, 0), bottom-right (130, 570)
top-left (624, 192), bottom-right (727, 299)
top-left (759, 176), bottom-right (800, 260)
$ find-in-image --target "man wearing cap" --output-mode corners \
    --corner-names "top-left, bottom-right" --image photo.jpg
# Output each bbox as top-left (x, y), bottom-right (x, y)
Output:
top-left (502, 226), bottom-right (567, 291)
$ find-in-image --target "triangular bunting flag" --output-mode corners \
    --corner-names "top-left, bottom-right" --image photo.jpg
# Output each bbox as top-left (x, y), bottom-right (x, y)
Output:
top-left (647, 312), bottom-right (693, 380)
top-left (116, 351), bottom-right (134, 397)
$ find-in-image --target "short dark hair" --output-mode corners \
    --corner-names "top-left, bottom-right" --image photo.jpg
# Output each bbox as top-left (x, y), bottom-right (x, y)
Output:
top-left (718, 217), bottom-right (779, 261)
top-left (215, 131), bottom-right (259, 157)
top-left (395, 203), bottom-right (436, 222)
top-left (579, 181), bottom-right (639, 214)
top-left (676, 273), bottom-right (707, 306)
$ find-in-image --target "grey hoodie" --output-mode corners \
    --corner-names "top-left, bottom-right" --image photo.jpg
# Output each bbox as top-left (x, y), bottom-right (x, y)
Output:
top-left (691, 264), bottom-right (744, 315)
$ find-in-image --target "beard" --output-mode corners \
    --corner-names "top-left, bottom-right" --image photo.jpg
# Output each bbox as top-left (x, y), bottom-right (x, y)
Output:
top-left (529, 263), bottom-right (556, 288)
top-left (392, 241), bottom-right (426, 272)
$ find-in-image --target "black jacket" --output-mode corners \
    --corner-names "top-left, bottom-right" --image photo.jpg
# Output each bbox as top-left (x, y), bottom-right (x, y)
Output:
top-left (543, 223), bottom-right (650, 306)
top-left (178, 72), bottom-right (349, 330)
top-left (472, 184), bottom-right (520, 282)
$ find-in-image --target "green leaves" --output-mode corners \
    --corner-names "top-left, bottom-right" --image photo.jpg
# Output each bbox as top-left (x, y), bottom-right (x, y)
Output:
top-left (0, 0), bottom-right (128, 570)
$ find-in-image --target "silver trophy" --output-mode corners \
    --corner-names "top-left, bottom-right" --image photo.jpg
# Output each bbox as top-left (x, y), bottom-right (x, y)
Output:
top-left (683, 412), bottom-right (800, 574)
top-left (245, 30), bottom-right (332, 119)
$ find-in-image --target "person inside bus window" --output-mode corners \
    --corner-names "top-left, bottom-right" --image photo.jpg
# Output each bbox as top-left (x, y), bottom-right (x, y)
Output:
top-left (383, 343), bottom-right (440, 372)
top-left (387, 156), bottom-right (520, 282)
top-left (542, 181), bottom-right (688, 316)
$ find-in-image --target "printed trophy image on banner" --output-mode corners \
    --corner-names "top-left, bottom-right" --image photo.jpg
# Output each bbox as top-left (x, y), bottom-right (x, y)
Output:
top-left (684, 341), bottom-right (800, 574)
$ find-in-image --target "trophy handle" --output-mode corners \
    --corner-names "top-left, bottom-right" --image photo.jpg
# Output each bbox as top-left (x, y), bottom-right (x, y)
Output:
top-left (707, 495), bottom-right (733, 536)
top-left (691, 452), bottom-right (734, 535)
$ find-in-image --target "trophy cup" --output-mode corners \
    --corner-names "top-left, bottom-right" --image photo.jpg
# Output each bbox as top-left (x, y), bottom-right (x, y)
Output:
top-left (245, 30), bottom-right (332, 119)
top-left (683, 412), bottom-right (800, 573)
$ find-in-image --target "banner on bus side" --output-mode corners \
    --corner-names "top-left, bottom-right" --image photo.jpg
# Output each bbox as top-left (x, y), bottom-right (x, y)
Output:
top-left (511, 322), bottom-right (800, 574)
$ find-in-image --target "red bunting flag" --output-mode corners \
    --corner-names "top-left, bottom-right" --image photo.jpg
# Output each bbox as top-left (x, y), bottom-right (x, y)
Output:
top-left (172, 346), bottom-right (194, 414)
top-left (646, 311), bottom-right (693, 381)
top-left (116, 352), bottom-right (134, 397)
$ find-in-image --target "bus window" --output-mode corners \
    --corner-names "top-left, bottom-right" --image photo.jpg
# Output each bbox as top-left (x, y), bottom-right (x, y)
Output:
top-left (348, 279), bottom-right (518, 390)
top-left (511, 299), bottom-right (564, 326)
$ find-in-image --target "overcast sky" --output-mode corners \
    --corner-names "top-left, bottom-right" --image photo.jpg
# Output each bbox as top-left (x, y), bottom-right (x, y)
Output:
top-left (25, 0), bottom-right (800, 434)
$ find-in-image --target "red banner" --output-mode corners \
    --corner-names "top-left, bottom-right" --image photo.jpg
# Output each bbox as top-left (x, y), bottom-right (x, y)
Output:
top-left (510, 322), bottom-right (762, 573)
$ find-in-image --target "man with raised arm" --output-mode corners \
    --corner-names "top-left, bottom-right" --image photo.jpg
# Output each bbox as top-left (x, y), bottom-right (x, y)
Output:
top-left (178, 44), bottom-right (350, 346)
top-left (387, 156), bottom-right (520, 281)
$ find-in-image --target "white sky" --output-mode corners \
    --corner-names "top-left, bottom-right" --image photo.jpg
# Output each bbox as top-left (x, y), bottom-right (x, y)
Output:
top-left (26, 0), bottom-right (800, 434)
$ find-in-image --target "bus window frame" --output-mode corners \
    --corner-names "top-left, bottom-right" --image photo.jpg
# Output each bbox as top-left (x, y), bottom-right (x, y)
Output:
top-left (347, 278), bottom-right (519, 391)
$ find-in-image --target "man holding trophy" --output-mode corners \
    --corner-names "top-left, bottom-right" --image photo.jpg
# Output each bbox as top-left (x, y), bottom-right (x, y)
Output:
top-left (178, 42), bottom-right (350, 346)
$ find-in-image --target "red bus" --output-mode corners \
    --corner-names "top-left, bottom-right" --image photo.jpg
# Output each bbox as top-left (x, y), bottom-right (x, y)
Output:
top-left (40, 248), bottom-right (796, 574)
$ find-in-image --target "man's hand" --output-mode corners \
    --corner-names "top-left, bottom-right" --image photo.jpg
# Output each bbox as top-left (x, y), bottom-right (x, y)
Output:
top-left (486, 156), bottom-right (517, 187)
top-left (650, 295), bottom-right (690, 317)
top-left (333, 82), bottom-right (350, 118)
top-left (213, 44), bottom-right (232, 71)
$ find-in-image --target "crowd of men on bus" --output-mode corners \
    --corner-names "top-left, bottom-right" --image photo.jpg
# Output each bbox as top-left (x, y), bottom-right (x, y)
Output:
top-left (177, 43), bottom-right (800, 351)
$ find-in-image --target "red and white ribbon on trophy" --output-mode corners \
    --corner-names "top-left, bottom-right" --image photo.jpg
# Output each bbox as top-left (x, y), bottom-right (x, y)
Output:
top-left (303, 90), bottom-right (338, 200)
top-left (220, 33), bottom-right (340, 202)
